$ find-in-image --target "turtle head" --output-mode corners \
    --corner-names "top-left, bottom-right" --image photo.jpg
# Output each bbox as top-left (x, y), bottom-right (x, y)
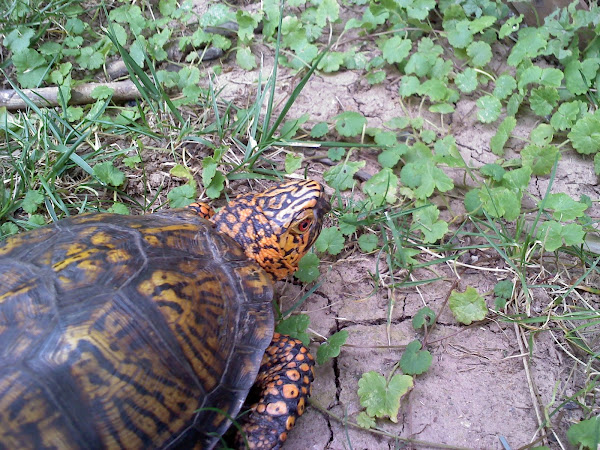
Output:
top-left (211, 180), bottom-right (330, 280)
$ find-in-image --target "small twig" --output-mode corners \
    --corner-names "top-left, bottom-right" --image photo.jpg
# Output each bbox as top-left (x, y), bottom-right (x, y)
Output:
top-left (0, 80), bottom-right (141, 110)
top-left (423, 277), bottom-right (460, 347)
top-left (513, 322), bottom-right (548, 446)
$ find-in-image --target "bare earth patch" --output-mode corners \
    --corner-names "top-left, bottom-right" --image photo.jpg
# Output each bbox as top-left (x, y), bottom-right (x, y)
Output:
top-left (197, 50), bottom-right (599, 449)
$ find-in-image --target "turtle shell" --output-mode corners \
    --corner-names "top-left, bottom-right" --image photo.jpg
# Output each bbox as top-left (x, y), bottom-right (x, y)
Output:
top-left (0, 210), bottom-right (274, 448)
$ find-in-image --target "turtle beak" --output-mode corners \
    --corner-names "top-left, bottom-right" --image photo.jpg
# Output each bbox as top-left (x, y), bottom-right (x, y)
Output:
top-left (317, 193), bottom-right (331, 218)
top-left (313, 181), bottom-right (331, 219)
top-left (312, 189), bottom-right (331, 239)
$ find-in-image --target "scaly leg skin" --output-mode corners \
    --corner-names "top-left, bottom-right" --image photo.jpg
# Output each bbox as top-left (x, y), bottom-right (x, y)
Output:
top-left (237, 333), bottom-right (315, 449)
top-left (186, 202), bottom-right (215, 220)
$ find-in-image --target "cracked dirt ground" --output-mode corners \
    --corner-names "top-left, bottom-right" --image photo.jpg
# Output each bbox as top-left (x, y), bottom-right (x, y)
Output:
top-left (203, 54), bottom-right (599, 448)
top-left (124, 1), bottom-right (600, 446)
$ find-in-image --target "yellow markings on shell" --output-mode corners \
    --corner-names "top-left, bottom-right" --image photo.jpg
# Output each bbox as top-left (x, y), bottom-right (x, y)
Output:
top-left (233, 267), bottom-right (273, 337)
top-left (106, 249), bottom-right (131, 264)
top-left (0, 283), bottom-right (33, 304)
top-left (90, 231), bottom-right (116, 248)
top-left (252, 322), bottom-right (272, 343)
top-left (0, 238), bottom-right (21, 256)
top-left (142, 224), bottom-right (199, 248)
top-left (1, 333), bottom-right (35, 359)
top-left (177, 260), bottom-right (200, 274)
top-left (66, 242), bottom-right (88, 256)
top-left (137, 270), bottom-right (170, 296)
top-left (240, 354), bottom-right (261, 381)
top-left (0, 372), bottom-right (69, 448)
top-left (144, 234), bottom-right (160, 247)
top-left (115, 403), bottom-right (155, 448)
top-left (59, 300), bottom-right (199, 445)
top-left (211, 413), bottom-right (229, 429)
top-left (51, 248), bottom-right (100, 272)
top-left (144, 224), bottom-right (197, 234)
top-left (144, 269), bottom-right (235, 395)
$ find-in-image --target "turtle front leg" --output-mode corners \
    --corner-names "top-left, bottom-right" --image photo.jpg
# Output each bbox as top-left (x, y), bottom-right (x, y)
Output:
top-left (236, 333), bottom-right (314, 449)
top-left (185, 202), bottom-right (215, 219)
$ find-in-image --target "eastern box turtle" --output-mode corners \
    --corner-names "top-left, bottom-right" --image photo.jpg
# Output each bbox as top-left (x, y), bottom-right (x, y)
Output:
top-left (0, 179), bottom-right (330, 449)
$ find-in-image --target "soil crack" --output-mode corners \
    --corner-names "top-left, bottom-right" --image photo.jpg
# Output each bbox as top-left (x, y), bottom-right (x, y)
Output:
top-left (337, 316), bottom-right (409, 329)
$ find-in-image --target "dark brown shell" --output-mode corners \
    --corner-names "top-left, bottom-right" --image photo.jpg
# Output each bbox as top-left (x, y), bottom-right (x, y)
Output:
top-left (0, 210), bottom-right (274, 448)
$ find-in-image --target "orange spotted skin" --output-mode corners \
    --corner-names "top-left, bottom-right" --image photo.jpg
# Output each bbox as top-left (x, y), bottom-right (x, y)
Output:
top-left (186, 202), bottom-right (214, 220)
top-left (235, 333), bottom-right (315, 449)
top-left (0, 180), bottom-right (329, 449)
top-left (210, 180), bottom-right (329, 280)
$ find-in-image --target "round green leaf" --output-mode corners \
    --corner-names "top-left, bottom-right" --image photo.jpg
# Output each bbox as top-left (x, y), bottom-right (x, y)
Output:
top-left (357, 371), bottom-right (413, 423)
top-left (400, 340), bottom-right (433, 375)
top-left (167, 184), bottom-right (196, 208)
top-left (316, 330), bottom-right (348, 365)
top-left (476, 95), bottom-right (501, 123)
top-left (449, 286), bottom-right (488, 325)
top-left (358, 234), bottom-right (378, 252)
top-left (295, 252), bottom-right (321, 283)
top-left (455, 68), bottom-right (478, 93)
top-left (334, 111), bottom-right (367, 137)
top-left (412, 307), bottom-right (436, 330)
top-left (276, 315), bottom-right (311, 346)
top-left (568, 114), bottom-right (600, 155)
top-left (236, 46), bottom-right (257, 70)
top-left (315, 227), bottom-right (345, 255)
top-left (467, 41), bottom-right (492, 67)
top-left (311, 122), bottom-right (329, 138)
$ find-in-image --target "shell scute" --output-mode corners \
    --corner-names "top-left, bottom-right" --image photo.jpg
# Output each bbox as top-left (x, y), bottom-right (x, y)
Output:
top-left (0, 211), bottom-right (274, 448)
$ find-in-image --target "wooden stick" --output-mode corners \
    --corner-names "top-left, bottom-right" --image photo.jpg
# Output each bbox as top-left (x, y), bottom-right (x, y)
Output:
top-left (0, 80), bottom-right (141, 110)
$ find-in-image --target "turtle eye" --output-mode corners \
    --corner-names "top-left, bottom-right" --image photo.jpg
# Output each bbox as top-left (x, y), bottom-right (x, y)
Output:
top-left (297, 218), bottom-right (312, 233)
